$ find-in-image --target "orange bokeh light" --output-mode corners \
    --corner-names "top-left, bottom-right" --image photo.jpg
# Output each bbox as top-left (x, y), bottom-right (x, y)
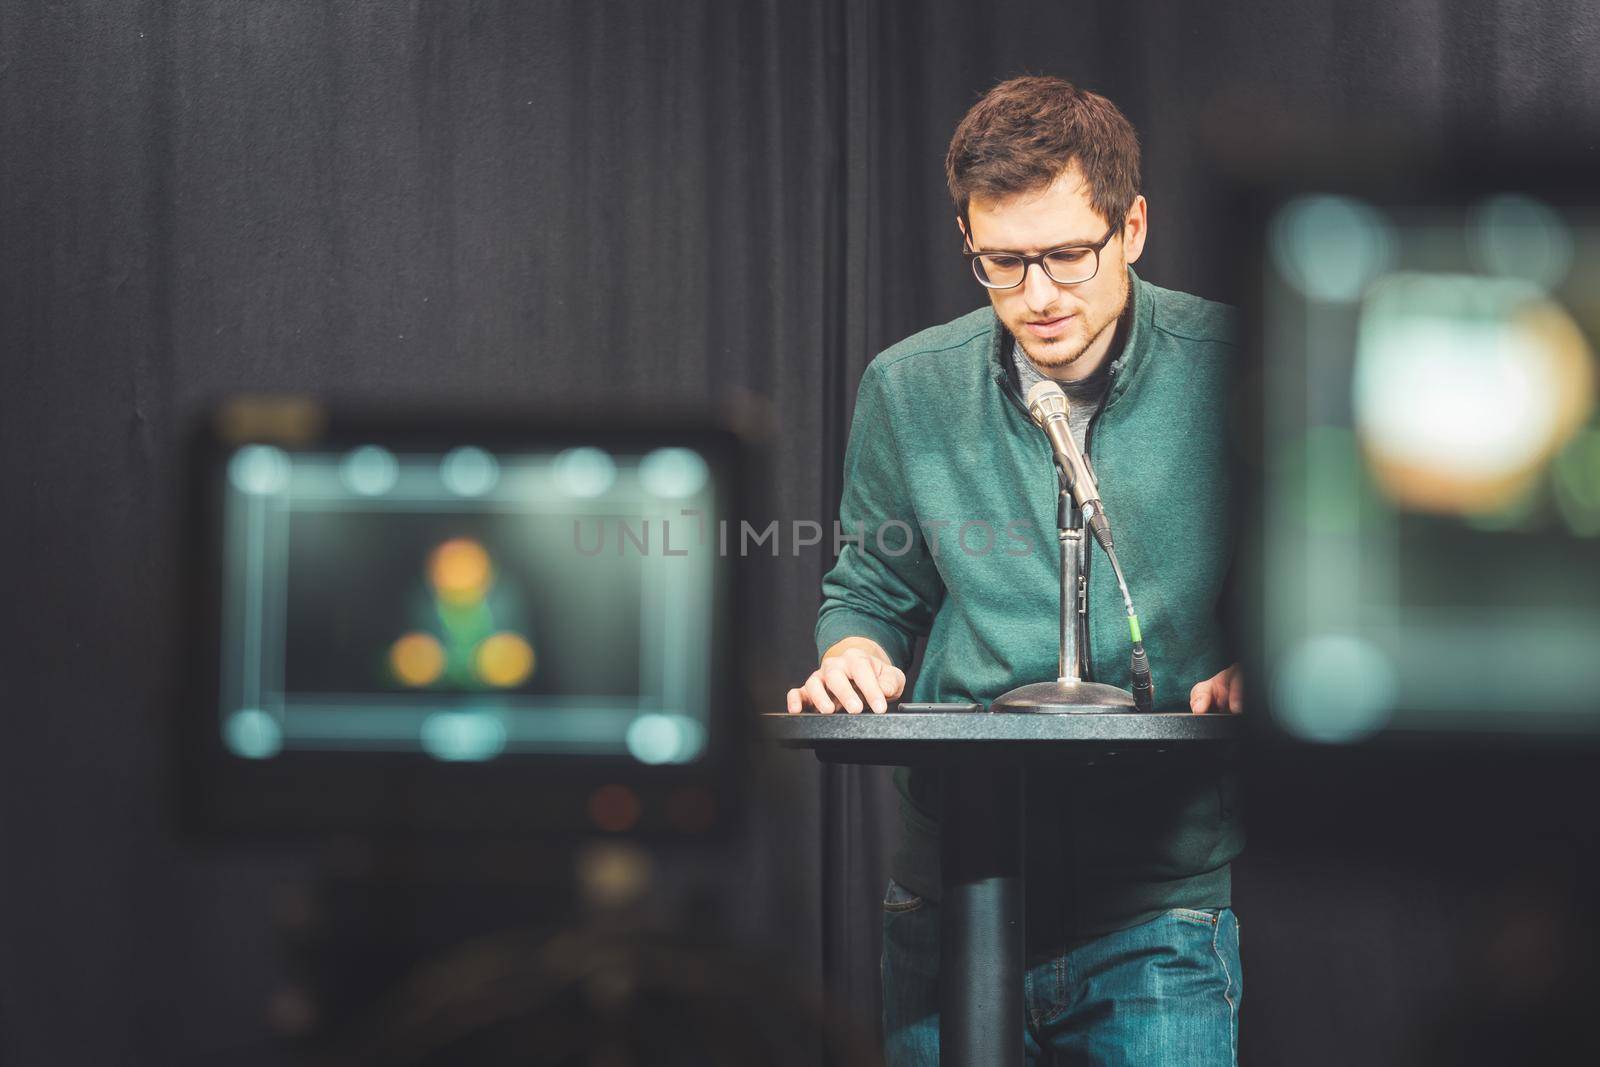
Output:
top-left (428, 537), bottom-right (493, 605)
top-left (390, 631), bottom-right (445, 687)
top-left (475, 631), bottom-right (536, 688)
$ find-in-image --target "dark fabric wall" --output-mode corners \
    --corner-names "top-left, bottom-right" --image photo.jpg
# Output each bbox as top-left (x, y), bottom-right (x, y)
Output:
top-left (3, 2), bottom-right (1598, 1064)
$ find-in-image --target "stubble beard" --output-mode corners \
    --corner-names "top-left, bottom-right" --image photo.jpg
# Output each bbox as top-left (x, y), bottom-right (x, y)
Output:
top-left (1010, 271), bottom-right (1130, 377)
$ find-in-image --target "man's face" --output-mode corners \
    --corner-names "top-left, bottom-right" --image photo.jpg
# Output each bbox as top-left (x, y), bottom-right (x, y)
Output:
top-left (961, 164), bottom-right (1147, 380)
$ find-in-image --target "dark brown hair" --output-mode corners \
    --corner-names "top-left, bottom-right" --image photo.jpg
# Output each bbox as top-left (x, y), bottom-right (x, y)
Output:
top-left (945, 75), bottom-right (1141, 229)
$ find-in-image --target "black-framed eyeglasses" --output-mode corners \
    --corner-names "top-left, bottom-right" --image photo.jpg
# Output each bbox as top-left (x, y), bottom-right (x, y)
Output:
top-left (962, 220), bottom-right (1121, 289)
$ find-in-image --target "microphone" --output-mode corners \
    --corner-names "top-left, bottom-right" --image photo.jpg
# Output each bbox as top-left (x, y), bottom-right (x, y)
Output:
top-left (1025, 379), bottom-right (1114, 553)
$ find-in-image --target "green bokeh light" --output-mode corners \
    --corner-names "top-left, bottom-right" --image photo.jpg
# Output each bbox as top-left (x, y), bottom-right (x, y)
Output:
top-left (1554, 426), bottom-right (1600, 536)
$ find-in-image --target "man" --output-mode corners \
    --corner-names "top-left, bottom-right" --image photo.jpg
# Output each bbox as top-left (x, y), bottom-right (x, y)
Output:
top-left (786, 76), bottom-right (1245, 1064)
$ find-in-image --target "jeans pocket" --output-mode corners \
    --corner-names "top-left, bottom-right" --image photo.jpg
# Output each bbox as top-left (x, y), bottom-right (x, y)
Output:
top-left (1168, 906), bottom-right (1222, 927)
top-left (882, 877), bottom-right (925, 913)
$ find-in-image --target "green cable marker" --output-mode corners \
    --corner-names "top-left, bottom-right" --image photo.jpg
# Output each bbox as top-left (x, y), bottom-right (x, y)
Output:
top-left (1128, 614), bottom-right (1142, 644)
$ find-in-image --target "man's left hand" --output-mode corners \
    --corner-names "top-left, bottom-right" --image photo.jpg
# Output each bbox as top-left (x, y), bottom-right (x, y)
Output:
top-left (1190, 664), bottom-right (1243, 714)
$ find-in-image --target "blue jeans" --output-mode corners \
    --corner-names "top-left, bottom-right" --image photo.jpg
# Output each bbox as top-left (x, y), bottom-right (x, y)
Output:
top-left (881, 878), bottom-right (1241, 1066)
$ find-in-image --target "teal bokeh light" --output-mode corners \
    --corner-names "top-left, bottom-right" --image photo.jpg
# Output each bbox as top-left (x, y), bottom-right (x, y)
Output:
top-left (224, 708), bottom-right (283, 759)
top-left (340, 445), bottom-right (399, 496)
top-left (553, 447), bottom-right (617, 498)
top-left (626, 713), bottom-right (706, 765)
top-left (441, 447), bottom-right (499, 497)
top-left (1471, 194), bottom-right (1574, 291)
top-left (1273, 634), bottom-right (1396, 744)
top-left (420, 710), bottom-right (507, 761)
top-left (639, 448), bottom-right (709, 499)
top-left (228, 445), bottom-right (291, 496)
top-left (1272, 195), bottom-right (1394, 303)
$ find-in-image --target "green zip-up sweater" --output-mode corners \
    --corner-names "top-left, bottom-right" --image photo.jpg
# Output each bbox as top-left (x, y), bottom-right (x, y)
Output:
top-left (815, 268), bottom-right (1244, 942)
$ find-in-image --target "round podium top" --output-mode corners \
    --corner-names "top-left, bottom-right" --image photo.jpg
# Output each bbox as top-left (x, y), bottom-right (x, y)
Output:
top-left (763, 708), bottom-right (1241, 766)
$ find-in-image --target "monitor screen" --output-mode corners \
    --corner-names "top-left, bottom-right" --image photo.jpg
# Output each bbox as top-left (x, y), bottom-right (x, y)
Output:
top-left (185, 410), bottom-right (745, 835)
top-left (1255, 192), bottom-right (1600, 743)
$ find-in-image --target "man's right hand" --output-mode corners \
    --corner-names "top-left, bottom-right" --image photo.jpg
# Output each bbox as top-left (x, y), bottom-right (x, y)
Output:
top-left (785, 637), bottom-right (906, 715)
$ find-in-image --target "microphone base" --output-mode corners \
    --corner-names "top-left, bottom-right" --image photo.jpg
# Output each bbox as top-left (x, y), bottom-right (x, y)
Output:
top-left (991, 679), bottom-right (1137, 714)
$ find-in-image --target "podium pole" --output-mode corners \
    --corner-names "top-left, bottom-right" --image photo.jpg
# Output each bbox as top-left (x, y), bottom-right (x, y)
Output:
top-left (940, 762), bottom-right (1025, 1066)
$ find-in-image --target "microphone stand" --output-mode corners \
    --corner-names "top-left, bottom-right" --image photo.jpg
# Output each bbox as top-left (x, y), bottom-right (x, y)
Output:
top-left (991, 473), bottom-right (1135, 714)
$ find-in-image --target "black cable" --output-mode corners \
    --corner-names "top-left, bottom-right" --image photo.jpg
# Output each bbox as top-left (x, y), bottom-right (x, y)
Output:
top-left (1096, 531), bottom-right (1155, 713)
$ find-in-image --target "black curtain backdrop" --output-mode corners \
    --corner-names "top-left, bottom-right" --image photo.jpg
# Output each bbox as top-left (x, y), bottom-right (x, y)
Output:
top-left (4, 2), bottom-right (1599, 1064)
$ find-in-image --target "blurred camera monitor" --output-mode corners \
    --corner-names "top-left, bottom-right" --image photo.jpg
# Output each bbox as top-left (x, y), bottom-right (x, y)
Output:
top-left (183, 406), bottom-right (745, 836)
top-left (1253, 177), bottom-right (1600, 747)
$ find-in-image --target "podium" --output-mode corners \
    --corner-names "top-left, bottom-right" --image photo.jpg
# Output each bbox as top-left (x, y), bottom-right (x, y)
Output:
top-left (766, 706), bottom-right (1241, 1067)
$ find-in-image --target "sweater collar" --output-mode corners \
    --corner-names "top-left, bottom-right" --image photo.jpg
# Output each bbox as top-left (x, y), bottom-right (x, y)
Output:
top-left (988, 266), bottom-right (1150, 407)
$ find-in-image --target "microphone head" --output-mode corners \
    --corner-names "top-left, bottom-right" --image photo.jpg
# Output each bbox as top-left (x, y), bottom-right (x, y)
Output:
top-left (1025, 379), bottom-right (1070, 426)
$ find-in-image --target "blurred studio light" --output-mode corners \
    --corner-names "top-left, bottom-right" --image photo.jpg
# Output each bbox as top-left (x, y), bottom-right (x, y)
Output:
top-left (1353, 273), bottom-right (1594, 518)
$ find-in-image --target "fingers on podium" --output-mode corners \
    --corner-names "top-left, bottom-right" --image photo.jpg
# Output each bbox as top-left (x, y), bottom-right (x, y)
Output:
top-left (788, 653), bottom-right (902, 715)
top-left (804, 673), bottom-right (837, 714)
top-left (1190, 668), bottom-right (1243, 714)
top-left (846, 656), bottom-right (888, 714)
top-left (823, 665), bottom-right (862, 714)
top-left (878, 662), bottom-right (906, 703)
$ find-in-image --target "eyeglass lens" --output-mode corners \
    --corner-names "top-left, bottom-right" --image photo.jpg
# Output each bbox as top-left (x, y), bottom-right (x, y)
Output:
top-left (972, 247), bottom-right (1098, 288)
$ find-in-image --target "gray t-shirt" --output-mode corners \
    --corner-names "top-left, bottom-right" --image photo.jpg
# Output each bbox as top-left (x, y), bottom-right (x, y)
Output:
top-left (1009, 335), bottom-right (1112, 451)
